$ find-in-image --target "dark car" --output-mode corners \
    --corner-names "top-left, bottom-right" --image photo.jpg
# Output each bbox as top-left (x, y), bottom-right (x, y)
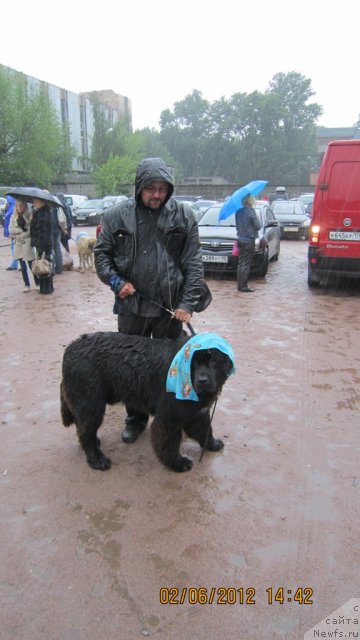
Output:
top-left (72, 197), bottom-right (117, 226)
top-left (198, 202), bottom-right (280, 277)
top-left (271, 200), bottom-right (310, 239)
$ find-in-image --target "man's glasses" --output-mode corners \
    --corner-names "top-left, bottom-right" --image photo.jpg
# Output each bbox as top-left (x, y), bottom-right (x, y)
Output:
top-left (144, 185), bottom-right (168, 195)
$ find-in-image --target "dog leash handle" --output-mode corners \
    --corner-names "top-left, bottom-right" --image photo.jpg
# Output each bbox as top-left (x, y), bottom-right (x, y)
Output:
top-left (186, 322), bottom-right (196, 336)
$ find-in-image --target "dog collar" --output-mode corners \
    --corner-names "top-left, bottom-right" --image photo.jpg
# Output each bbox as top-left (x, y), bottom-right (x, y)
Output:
top-left (166, 332), bottom-right (235, 401)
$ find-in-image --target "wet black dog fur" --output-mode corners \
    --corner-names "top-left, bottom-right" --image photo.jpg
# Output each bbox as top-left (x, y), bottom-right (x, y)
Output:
top-left (60, 332), bottom-right (233, 472)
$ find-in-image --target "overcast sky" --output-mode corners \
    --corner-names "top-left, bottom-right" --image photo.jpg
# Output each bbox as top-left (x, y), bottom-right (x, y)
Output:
top-left (2, 0), bottom-right (359, 131)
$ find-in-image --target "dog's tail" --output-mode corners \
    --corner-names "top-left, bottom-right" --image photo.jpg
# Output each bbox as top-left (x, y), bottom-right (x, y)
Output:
top-left (60, 382), bottom-right (75, 427)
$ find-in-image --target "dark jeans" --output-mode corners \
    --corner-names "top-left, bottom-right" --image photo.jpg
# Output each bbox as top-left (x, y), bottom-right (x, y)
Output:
top-left (237, 239), bottom-right (255, 290)
top-left (117, 313), bottom-right (183, 339)
top-left (60, 234), bottom-right (70, 253)
top-left (118, 312), bottom-right (184, 425)
top-left (53, 232), bottom-right (63, 274)
top-left (38, 274), bottom-right (54, 294)
top-left (19, 259), bottom-right (33, 287)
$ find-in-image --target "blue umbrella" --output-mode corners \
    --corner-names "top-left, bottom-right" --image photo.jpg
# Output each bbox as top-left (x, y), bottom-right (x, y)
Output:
top-left (219, 180), bottom-right (268, 221)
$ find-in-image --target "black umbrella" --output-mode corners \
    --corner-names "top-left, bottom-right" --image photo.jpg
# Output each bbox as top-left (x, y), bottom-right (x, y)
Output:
top-left (6, 186), bottom-right (65, 209)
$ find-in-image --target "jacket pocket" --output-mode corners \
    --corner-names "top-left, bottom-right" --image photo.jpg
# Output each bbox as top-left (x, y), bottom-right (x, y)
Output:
top-left (164, 227), bottom-right (186, 260)
top-left (114, 229), bottom-right (133, 255)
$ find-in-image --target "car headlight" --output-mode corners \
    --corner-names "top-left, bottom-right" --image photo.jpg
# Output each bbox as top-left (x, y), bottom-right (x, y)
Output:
top-left (255, 238), bottom-right (260, 249)
top-left (88, 211), bottom-right (98, 217)
top-left (302, 219), bottom-right (310, 227)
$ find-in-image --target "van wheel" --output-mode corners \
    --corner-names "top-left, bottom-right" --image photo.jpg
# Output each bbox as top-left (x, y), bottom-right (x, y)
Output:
top-left (258, 249), bottom-right (269, 277)
top-left (308, 270), bottom-right (320, 288)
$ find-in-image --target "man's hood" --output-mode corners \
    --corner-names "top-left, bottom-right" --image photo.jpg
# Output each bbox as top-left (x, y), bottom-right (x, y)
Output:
top-left (135, 157), bottom-right (174, 205)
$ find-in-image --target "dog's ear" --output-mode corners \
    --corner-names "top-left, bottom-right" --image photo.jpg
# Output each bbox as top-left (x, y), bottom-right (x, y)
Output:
top-left (211, 350), bottom-right (233, 376)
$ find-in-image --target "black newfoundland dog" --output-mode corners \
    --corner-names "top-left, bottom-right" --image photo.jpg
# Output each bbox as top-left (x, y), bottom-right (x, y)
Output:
top-left (60, 331), bottom-right (235, 472)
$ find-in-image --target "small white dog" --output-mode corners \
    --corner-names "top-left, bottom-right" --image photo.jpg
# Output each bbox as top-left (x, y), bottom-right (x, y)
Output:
top-left (76, 233), bottom-right (97, 273)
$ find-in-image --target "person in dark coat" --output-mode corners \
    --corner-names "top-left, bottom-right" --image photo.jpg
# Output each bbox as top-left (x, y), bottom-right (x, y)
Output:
top-left (235, 194), bottom-right (261, 293)
top-left (94, 156), bottom-right (204, 444)
top-left (30, 197), bottom-right (55, 295)
top-left (55, 193), bottom-right (72, 252)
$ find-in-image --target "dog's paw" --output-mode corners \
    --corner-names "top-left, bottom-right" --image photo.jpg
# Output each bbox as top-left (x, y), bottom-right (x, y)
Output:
top-left (87, 453), bottom-right (112, 471)
top-left (168, 455), bottom-right (193, 473)
top-left (206, 437), bottom-right (224, 452)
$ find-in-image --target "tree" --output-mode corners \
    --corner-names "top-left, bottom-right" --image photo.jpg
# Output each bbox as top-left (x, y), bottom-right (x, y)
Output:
top-left (91, 118), bottom-right (177, 194)
top-left (157, 72), bottom-right (322, 185)
top-left (0, 65), bottom-right (73, 186)
top-left (92, 155), bottom-right (137, 195)
top-left (266, 71), bottom-right (323, 183)
top-left (160, 90), bottom-right (210, 176)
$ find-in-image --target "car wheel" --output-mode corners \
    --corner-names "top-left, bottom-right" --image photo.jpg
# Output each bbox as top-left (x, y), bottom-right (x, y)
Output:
top-left (308, 269), bottom-right (320, 288)
top-left (272, 244), bottom-right (280, 261)
top-left (258, 249), bottom-right (269, 277)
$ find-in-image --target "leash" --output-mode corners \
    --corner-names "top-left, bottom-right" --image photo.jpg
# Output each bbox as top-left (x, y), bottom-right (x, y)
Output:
top-left (135, 291), bottom-right (196, 336)
top-left (136, 291), bottom-right (216, 462)
top-left (198, 399), bottom-right (218, 462)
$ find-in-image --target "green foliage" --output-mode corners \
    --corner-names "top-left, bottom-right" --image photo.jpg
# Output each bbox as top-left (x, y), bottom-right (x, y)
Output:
top-left (156, 72), bottom-right (323, 185)
top-left (91, 116), bottom-right (178, 193)
top-left (0, 66), bottom-right (73, 186)
top-left (90, 71), bottom-right (324, 188)
top-left (93, 155), bottom-right (137, 196)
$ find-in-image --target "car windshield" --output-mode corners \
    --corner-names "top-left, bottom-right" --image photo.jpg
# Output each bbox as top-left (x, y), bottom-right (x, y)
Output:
top-left (77, 199), bottom-right (103, 209)
top-left (197, 200), bottom-right (218, 208)
top-left (198, 206), bottom-right (262, 227)
top-left (198, 207), bottom-right (235, 226)
top-left (272, 202), bottom-right (305, 215)
top-left (299, 194), bottom-right (313, 205)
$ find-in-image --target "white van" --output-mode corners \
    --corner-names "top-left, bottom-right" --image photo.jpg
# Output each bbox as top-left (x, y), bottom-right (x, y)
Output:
top-left (63, 194), bottom-right (88, 213)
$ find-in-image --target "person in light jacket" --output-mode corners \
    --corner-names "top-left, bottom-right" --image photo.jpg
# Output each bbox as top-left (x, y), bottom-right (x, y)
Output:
top-left (235, 194), bottom-right (261, 292)
top-left (9, 198), bottom-right (37, 292)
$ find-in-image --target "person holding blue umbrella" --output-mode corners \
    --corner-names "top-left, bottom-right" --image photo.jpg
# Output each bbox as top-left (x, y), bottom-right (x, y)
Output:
top-left (235, 194), bottom-right (261, 292)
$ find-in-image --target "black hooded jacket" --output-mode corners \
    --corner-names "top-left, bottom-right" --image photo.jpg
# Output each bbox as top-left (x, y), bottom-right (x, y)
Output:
top-left (94, 157), bottom-right (204, 315)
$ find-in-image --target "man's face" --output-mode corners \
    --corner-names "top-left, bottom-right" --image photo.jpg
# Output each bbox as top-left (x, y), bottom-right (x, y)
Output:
top-left (32, 198), bottom-right (46, 210)
top-left (140, 181), bottom-right (169, 210)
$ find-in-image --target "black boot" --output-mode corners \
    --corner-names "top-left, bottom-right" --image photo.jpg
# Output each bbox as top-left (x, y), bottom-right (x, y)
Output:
top-left (122, 414), bottom-right (148, 444)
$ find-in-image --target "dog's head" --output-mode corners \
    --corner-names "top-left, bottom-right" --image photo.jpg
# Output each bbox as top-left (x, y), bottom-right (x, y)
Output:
top-left (76, 232), bottom-right (89, 245)
top-left (191, 348), bottom-right (233, 397)
top-left (77, 236), bottom-right (97, 252)
top-left (87, 238), bottom-right (97, 251)
top-left (166, 332), bottom-right (235, 401)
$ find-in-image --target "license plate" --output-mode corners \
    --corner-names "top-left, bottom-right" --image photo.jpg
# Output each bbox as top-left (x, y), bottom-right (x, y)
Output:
top-left (284, 226), bottom-right (299, 232)
top-left (202, 255), bottom-right (228, 263)
top-left (329, 231), bottom-right (360, 241)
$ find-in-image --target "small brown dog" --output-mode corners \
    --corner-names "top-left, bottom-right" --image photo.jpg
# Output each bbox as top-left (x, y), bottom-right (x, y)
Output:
top-left (76, 234), bottom-right (96, 273)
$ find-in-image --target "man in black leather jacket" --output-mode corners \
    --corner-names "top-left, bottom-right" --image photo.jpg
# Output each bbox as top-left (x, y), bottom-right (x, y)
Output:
top-left (94, 157), bottom-right (204, 443)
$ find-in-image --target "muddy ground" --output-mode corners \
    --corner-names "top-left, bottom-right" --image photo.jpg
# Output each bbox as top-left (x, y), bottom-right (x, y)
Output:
top-left (1, 233), bottom-right (359, 640)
